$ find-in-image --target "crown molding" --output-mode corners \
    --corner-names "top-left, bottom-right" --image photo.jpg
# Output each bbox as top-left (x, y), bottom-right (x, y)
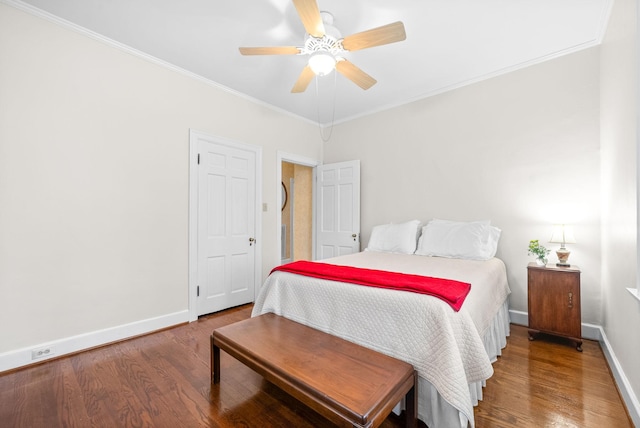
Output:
top-left (0, 0), bottom-right (317, 127)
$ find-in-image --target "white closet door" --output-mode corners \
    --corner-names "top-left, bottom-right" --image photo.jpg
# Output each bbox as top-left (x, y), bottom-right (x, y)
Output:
top-left (196, 133), bottom-right (258, 315)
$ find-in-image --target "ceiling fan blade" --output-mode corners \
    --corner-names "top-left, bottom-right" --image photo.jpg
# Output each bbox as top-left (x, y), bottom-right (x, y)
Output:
top-left (336, 60), bottom-right (376, 90)
top-left (341, 21), bottom-right (406, 52)
top-left (291, 65), bottom-right (316, 93)
top-left (292, 0), bottom-right (325, 38)
top-left (239, 46), bottom-right (300, 55)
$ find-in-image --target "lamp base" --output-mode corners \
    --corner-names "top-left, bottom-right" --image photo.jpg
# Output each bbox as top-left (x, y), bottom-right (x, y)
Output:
top-left (556, 248), bottom-right (571, 266)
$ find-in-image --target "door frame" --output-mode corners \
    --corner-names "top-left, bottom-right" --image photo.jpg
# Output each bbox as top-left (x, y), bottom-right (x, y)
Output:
top-left (277, 151), bottom-right (320, 263)
top-left (188, 129), bottom-right (262, 322)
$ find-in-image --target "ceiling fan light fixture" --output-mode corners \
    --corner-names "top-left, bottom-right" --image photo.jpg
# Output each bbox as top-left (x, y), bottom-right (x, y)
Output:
top-left (308, 50), bottom-right (336, 76)
top-left (238, 1), bottom-right (407, 93)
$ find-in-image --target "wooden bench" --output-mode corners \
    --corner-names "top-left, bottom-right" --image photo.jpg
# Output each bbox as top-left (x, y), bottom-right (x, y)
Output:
top-left (211, 313), bottom-right (417, 428)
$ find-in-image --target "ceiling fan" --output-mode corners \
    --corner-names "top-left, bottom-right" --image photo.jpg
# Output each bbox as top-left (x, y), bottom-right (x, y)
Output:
top-left (239, 0), bottom-right (406, 93)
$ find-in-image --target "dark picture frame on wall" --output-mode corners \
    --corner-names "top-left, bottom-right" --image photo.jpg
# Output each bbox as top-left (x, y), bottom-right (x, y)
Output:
top-left (281, 182), bottom-right (287, 211)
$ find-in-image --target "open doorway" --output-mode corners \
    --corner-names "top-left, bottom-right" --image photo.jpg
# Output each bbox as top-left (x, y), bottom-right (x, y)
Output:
top-left (281, 161), bottom-right (313, 263)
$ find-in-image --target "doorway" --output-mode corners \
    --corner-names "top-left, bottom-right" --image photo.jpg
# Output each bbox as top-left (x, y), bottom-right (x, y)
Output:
top-left (281, 161), bottom-right (313, 263)
top-left (277, 152), bottom-right (320, 264)
top-left (277, 154), bottom-right (361, 264)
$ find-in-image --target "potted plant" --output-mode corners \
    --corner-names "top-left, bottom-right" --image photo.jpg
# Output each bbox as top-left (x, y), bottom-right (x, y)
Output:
top-left (528, 239), bottom-right (550, 266)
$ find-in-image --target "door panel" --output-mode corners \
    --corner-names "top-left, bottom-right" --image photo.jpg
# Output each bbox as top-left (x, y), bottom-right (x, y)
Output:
top-left (197, 136), bottom-right (257, 315)
top-left (315, 160), bottom-right (360, 260)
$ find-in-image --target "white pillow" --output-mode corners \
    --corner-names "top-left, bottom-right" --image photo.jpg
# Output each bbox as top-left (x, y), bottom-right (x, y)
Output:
top-left (366, 220), bottom-right (421, 254)
top-left (485, 225), bottom-right (501, 258)
top-left (415, 219), bottom-right (501, 260)
top-left (430, 218), bottom-right (490, 225)
top-left (417, 218), bottom-right (490, 250)
top-left (416, 219), bottom-right (488, 251)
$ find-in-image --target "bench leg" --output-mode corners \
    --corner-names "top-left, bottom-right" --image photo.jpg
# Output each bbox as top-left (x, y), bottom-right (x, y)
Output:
top-left (405, 373), bottom-right (417, 428)
top-left (211, 334), bottom-right (221, 384)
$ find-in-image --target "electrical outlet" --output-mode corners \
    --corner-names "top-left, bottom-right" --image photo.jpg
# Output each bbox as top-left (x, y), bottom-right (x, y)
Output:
top-left (31, 346), bottom-right (55, 360)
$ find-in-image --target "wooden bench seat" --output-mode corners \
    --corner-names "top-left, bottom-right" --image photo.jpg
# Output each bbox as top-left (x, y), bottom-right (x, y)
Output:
top-left (211, 313), bottom-right (417, 428)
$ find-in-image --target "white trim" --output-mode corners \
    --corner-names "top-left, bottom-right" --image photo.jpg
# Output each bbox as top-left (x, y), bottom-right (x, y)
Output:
top-left (508, 309), bottom-right (601, 341)
top-left (288, 177), bottom-right (295, 261)
top-left (0, 310), bottom-right (189, 373)
top-left (580, 322), bottom-right (602, 341)
top-left (1, 0), bottom-right (316, 128)
top-left (276, 152), bottom-right (321, 263)
top-left (627, 287), bottom-right (640, 302)
top-left (254, 149), bottom-right (264, 302)
top-left (277, 152), bottom-right (322, 169)
top-left (2, 0), bottom-right (614, 129)
top-left (325, 0), bottom-right (615, 127)
top-left (508, 309), bottom-right (528, 327)
top-left (188, 133), bottom-right (199, 322)
top-left (594, 0), bottom-right (614, 45)
top-left (188, 130), bottom-right (262, 320)
top-left (599, 326), bottom-right (640, 427)
top-left (328, 38), bottom-right (607, 127)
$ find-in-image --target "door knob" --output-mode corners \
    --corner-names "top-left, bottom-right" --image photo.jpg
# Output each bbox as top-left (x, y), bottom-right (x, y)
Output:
top-left (249, 237), bottom-right (255, 246)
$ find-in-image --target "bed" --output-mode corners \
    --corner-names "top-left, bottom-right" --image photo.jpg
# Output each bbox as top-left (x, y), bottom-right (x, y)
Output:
top-left (252, 219), bottom-right (511, 428)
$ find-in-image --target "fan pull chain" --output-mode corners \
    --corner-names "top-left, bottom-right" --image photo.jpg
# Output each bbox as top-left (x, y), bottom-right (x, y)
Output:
top-left (315, 70), bottom-right (337, 142)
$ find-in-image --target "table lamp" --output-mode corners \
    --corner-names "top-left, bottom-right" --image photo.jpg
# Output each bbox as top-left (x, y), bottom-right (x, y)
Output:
top-left (549, 224), bottom-right (576, 267)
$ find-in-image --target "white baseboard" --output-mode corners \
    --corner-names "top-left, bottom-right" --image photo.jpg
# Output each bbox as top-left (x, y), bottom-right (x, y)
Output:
top-left (508, 309), bottom-right (528, 327)
top-left (598, 325), bottom-right (640, 427)
top-left (508, 309), bottom-right (601, 340)
top-left (0, 310), bottom-right (190, 373)
top-left (508, 309), bottom-right (640, 425)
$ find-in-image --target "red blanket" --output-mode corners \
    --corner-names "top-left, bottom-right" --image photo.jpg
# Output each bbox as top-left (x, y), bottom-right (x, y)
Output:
top-left (271, 260), bottom-right (471, 311)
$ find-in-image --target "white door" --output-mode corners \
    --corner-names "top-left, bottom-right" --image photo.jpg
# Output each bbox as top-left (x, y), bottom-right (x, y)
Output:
top-left (315, 160), bottom-right (360, 259)
top-left (196, 134), bottom-right (258, 315)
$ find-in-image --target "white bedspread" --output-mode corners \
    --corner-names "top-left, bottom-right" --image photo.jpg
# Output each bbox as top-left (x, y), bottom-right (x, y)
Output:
top-left (252, 252), bottom-right (511, 427)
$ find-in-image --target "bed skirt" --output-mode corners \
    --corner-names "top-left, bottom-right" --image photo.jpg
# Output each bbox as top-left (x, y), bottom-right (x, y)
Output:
top-left (400, 300), bottom-right (510, 428)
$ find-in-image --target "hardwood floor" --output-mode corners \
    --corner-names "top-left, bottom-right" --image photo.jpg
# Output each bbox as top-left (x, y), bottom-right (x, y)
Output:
top-left (476, 326), bottom-right (633, 427)
top-left (0, 304), bottom-right (633, 427)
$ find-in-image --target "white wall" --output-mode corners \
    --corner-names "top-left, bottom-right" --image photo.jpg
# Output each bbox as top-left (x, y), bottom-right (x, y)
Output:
top-left (600, 0), bottom-right (640, 422)
top-left (0, 3), bottom-right (321, 356)
top-left (2, 5), bottom-right (639, 421)
top-left (324, 48), bottom-right (602, 323)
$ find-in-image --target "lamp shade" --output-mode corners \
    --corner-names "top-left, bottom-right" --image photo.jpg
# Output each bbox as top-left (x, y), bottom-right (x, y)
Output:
top-left (308, 51), bottom-right (336, 76)
top-left (549, 225), bottom-right (576, 245)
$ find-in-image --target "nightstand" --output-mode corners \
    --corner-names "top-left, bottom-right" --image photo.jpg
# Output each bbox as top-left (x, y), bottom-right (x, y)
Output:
top-left (527, 262), bottom-right (582, 351)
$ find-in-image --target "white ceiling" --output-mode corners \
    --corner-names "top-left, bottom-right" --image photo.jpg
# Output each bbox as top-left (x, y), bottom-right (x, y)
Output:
top-left (14, 0), bottom-right (611, 124)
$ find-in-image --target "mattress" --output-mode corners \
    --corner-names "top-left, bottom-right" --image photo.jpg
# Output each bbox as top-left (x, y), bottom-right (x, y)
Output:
top-left (252, 251), bottom-right (511, 428)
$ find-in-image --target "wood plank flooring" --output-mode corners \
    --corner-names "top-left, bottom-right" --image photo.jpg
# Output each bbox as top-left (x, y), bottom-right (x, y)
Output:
top-left (0, 304), bottom-right (633, 427)
top-left (476, 327), bottom-right (633, 427)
